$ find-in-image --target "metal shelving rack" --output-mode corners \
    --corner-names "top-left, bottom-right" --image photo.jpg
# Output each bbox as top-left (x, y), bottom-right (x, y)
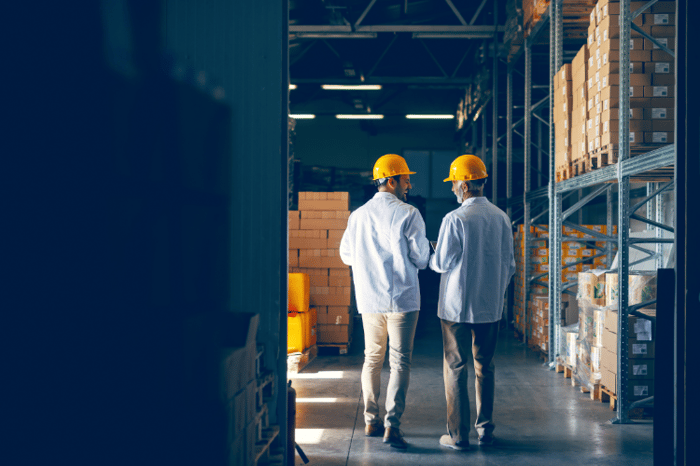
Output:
top-left (505, 0), bottom-right (676, 424)
top-left (545, 0), bottom-right (676, 424)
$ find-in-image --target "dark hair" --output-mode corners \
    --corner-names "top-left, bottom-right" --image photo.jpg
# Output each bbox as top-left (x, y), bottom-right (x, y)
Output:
top-left (374, 174), bottom-right (401, 188)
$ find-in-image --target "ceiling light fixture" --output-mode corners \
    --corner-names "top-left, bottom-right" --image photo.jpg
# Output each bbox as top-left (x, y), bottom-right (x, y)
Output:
top-left (335, 114), bottom-right (384, 120)
top-left (322, 84), bottom-right (382, 91)
top-left (289, 84), bottom-right (297, 90)
top-left (405, 114), bottom-right (455, 120)
top-left (293, 32), bottom-right (377, 39)
top-left (289, 114), bottom-right (315, 119)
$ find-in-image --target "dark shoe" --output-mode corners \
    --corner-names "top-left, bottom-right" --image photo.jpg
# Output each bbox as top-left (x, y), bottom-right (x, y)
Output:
top-left (365, 422), bottom-right (385, 437)
top-left (439, 434), bottom-right (470, 451)
top-left (383, 427), bottom-right (408, 449)
top-left (478, 434), bottom-right (495, 446)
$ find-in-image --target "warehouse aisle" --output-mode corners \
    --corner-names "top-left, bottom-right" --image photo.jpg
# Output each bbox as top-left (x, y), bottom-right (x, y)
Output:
top-left (290, 312), bottom-right (653, 466)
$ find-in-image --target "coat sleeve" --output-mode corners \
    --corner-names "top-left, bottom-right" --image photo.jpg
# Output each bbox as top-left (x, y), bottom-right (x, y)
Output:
top-left (504, 218), bottom-right (516, 281)
top-left (339, 213), bottom-right (355, 266)
top-left (405, 209), bottom-right (430, 270)
top-left (429, 214), bottom-right (462, 274)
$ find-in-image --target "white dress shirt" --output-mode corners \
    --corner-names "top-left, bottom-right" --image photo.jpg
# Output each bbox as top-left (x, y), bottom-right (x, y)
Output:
top-left (340, 192), bottom-right (430, 314)
top-left (429, 196), bottom-right (515, 323)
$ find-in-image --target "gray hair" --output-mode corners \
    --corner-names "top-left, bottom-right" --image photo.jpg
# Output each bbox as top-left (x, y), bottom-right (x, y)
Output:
top-left (464, 178), bottom-right (486, 191)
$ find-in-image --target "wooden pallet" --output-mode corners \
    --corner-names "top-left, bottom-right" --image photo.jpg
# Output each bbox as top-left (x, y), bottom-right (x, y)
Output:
top-left (586, 150), bottom-right (617, 171)
top-left (318, 338), bottom-right (352, 355)
top-left (571, 157), bottom-right (587, 177)
top-left (599, 385), bottom-right (617, 411)
top-left (287, 345), bottom-right (317, 373)
top-left (597, 385), bottom-right (653, 418)
top-left (556, 164), bottom-right (572, 182)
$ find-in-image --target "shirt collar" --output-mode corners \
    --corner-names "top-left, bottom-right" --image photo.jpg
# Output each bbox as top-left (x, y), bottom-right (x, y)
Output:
top-left (461, 196), bottom-right (489, 207)
top-left (374, 191), bottom-right (398, 201)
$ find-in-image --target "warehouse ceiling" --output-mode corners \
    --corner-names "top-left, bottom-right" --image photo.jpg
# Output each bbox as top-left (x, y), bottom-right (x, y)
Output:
top-left (289, 0), bottom-right (506, 120)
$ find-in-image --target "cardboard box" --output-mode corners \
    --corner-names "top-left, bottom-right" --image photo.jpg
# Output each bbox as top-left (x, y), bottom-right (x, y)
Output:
top-left (326, 306), bottom-right (352, 325)
top-left (579, 271), bottom-right (607, 306)
top-left (289, 211), bottom-right (300, 230)
top-left (289, 229), bottom-right (329, 249)
top-left (644, 132), bottom-right (674, 144)
top-left (644, 37), bottom-right (675, 51)
top-left (601, 368), bottom-right (616, 392)
top-left (601, 347), bottom-right (617, 372)
top-left (317, 321), bottom-right (353, 344)
top-left (298, 199), bottom-right (350, 211)
top-left (300, 218), bottom-right (349, 230)
top-left (298, 249), bottom-right (348, 269)
top-left (309, 285), bottom-right (352, 306)
top-left (289, 249), bottom-right (299, 268)
top-left (643, 85), bottom-right (674, 98)
top-left (327, 229), bottom-right (345, 248)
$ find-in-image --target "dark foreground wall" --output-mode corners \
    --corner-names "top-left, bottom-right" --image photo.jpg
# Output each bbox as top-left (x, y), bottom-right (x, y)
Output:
top-left (5, 1), bottom-right (288, 464)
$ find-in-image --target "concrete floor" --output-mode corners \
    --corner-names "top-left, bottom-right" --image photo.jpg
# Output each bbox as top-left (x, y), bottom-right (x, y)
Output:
top-left (290, 312), bottom-right (653, 466)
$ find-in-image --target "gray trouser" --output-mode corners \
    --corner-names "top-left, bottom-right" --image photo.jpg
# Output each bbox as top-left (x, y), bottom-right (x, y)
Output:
top-left (361, 311), bottom-right (419, 428)
top-left (440, 319), bottom-right (499, 442)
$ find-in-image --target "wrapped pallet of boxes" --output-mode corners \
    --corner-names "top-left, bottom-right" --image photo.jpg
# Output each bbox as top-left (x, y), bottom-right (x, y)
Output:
top-left (605, 271), bottom-right (657, 308)
top-left (600, 306), bottom-right (656, 400)
top-left (296, 192), bottom-right (354, 346)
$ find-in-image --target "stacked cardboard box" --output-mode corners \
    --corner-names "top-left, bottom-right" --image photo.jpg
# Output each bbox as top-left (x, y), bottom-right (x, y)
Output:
top-left (571, 46), bottom-right (589, 177)
top-left (554, 63), bottom-right (573, 180)
top-left (513, 224), bottom-right (548, 335)
top-left (584, 0), bottom-right (675, 158)
top-left (289, 192), bottom-right (354, 345)
top-left (514, 224), bottom-right (617, 338)
top-left (600, 307), bottom-right (656, 399)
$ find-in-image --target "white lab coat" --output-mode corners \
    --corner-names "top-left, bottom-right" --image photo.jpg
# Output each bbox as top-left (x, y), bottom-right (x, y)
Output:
top-left (340, 192), bottom-right (430, 314)
top-left (429, 197), bottom-right (515, 323)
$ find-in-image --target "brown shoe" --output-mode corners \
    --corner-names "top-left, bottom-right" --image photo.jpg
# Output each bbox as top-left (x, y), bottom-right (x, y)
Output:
top-left (365, 422), bottom-right (385, 437)
top-left (383, 427), bottom-right (408, 449)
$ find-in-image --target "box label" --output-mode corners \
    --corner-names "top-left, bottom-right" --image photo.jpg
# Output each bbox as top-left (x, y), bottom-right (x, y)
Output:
top-left (652, 132), bottom-right (668, 143)
top-left (634, 320), bottom-right (653, 341)
top-left (655, 62), bottom-right (671, 73)
top-left (654, 14), bottom-right (669, 25)
top-left (632, 364), bottom-right (648, 376)
top-left (653, 86), bottom-right (668, 97)
top-left (634, 385), bottom-right (649, 397)
top-left (652, 37), bottom-right (668, 49)
top-left (632, 343), bottom-right (648, 355)
top-left (652, 108), bottom-right (667, 119)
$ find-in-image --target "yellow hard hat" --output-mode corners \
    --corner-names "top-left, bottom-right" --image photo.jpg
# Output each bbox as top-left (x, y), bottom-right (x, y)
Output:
top-left (443, 154), bottom-right (488, 182)
top-left (372, 154), bottom-right (416, 181)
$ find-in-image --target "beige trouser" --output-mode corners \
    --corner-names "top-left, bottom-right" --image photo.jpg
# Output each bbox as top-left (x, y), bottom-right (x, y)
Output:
top-left (441, 319), bottom-right (499, 442)
top-left (361, 311), bottom-right (419, 429)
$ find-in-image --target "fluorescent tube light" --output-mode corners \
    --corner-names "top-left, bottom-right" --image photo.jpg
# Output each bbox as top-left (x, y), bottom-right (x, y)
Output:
top-left (322, 84), bottom-right (382, 90)
top-left (335, 114), bottom-right (384, 120)
top-left (405, 114), bottom-right (455, 119)
top-left (289, 84), bottom-right (297, 90)
top-left (289, 114), bottom-right (315, 119)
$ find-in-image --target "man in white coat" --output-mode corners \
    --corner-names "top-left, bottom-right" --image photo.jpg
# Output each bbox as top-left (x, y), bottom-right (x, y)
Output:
top-left (340, 154), bottom-right (430, 450)
top-left (429, 154), bottom-right (515, 450)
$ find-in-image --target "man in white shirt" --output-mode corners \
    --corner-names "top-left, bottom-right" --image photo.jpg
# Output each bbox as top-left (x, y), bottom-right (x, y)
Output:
top-left (429, 154), bottom-right (515, 451)
top-left (340, 154), bottom-right (430, 450)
